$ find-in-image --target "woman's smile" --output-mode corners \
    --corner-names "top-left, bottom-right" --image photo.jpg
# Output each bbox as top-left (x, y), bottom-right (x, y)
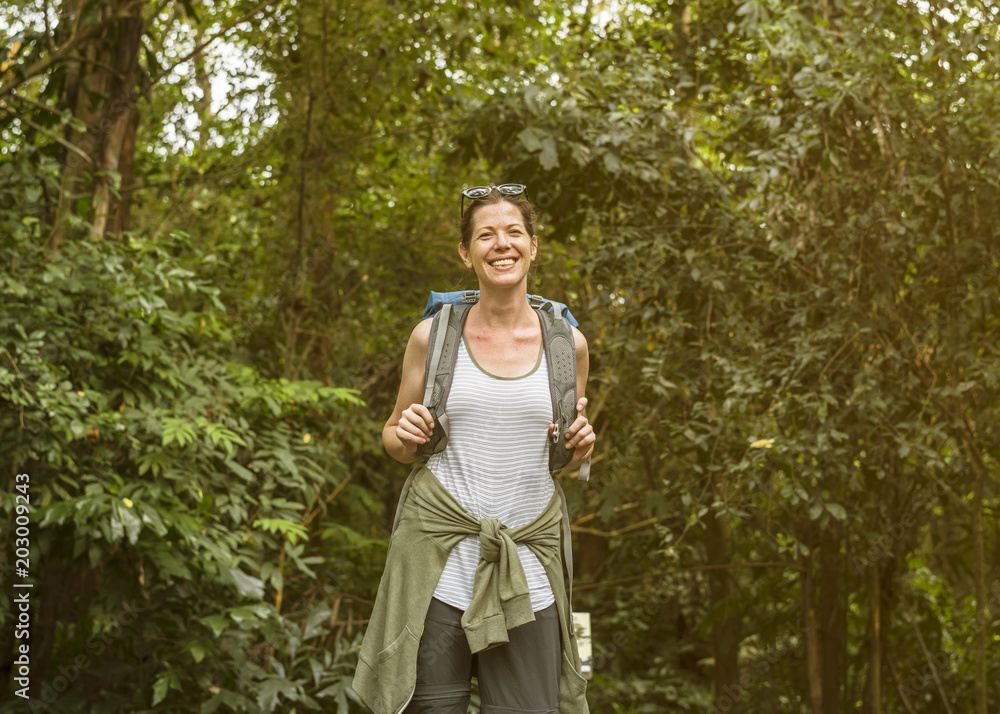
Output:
top-left (488, 256), bottom-right (517, 270)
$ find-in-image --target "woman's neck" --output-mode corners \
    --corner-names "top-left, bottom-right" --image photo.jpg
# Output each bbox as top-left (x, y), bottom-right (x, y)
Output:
top-left (472, 284), bottom-right (536, 332)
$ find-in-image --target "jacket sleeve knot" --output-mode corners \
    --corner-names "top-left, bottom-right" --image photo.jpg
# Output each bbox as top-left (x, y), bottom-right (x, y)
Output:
top-left (478, 518), bottom-right (507, 563)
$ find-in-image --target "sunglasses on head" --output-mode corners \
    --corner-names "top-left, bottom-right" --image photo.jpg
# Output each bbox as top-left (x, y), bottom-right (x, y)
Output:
top-left (460, 183), bottom-right (527, 218)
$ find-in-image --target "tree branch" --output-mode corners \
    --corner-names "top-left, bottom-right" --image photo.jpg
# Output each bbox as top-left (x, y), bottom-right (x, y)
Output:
top-left (0, 104), bottom-right (94, 165)
top-left (908, 613), bottom-right (955, 714)
top-left (148, 0), bottom-right (281, 86)
top-left (7, 91), bottom-right (63, 117)
top-left (0, 0), bottom-right (145, 99)
top-left (573, 561), bottom-right (803, 592)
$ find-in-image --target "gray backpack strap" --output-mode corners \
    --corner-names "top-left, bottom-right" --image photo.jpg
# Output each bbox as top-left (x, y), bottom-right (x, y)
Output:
top-left (423, 304), bottom-right (452, 405)
top-left (538, 304), bottom-right (586, 621)
top-left (391, 464), bottom-right (422, 536)
top-left (536, 305), bottom-right (580, 478)
top-left (554, 479), bottom-right (575, 623)
top-left (416, 304), bottom-right (472, 458)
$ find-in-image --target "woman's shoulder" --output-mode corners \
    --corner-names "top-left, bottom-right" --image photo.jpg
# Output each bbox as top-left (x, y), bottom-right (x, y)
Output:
top-left (407, 317), bottom-right (435, 352)
top-left (570, 324), bottom-right (588, 355)
top-left (413, 316), bottom-right (434, 337)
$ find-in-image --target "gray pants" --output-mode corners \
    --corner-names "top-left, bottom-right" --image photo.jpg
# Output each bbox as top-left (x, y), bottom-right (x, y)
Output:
top-left (405, 598), bottom-right (561, 714)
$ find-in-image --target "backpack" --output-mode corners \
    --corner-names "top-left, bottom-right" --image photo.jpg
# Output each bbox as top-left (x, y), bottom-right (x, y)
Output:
top-left (415, 290), bottom-right (589, 481)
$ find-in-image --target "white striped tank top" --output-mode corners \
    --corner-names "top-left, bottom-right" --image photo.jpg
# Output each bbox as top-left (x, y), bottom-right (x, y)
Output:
top-left (427, 332), bottom-right (556, 612)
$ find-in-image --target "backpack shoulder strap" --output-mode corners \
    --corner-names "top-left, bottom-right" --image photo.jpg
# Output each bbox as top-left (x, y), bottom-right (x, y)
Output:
top-left (536, 304), bottom-right (580, 477)
top-left (416, 303), bottom-right (471, 458)
top-left (391, 464), bottom-right (421, 536)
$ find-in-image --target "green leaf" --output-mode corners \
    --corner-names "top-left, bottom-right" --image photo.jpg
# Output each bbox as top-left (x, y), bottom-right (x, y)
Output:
top-left (187, 640), bottom-right (209, 663)
top-left (225, 458), bottom-right (255, 482)
top-left (152, 675), bottom-right (170, 707)
top-left (228, 604), bottom-right (271, 625)
top-left (539, 136), bottom-right (560, 169)
top-left (826, 503), bottom-right (848, 521)
top-left (200, 615), bottom-right (230, 637)
top-left (602, 150), bottom-right (622, 174)
top-left (518, 126), bottom-right (547, 153)
top-left (257, 676), bottom-right (299, 711)
top-left (253, 517), bottom-right (309, 544)
top-left (162, 417), bottom-right (197, 447)
top-left (229, 567), bottom-right (265, 600)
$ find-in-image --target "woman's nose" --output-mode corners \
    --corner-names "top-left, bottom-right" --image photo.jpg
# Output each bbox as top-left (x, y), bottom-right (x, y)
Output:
top-left (496, 231), bottom-right (510, 247)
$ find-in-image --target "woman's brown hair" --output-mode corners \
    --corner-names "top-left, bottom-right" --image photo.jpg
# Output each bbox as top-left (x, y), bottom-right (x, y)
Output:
top-left (459, 189), bottom-right (537, 250)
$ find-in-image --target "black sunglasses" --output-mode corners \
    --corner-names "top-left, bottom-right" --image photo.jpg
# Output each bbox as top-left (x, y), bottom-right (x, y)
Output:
top-left (460, 183), bottom-right (527, 218)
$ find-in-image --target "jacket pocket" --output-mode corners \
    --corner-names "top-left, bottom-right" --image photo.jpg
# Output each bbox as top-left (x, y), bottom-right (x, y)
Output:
top-left (559, 650), bottom-right (589, 712)
top-left (377, 627), bottom-right (421, 713)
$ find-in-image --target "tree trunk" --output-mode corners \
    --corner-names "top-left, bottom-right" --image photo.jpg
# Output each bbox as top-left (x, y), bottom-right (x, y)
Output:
top-left (867, 562), bottom-right (882, 714)
top-left (966, 442), bottom-right (988, 714)
top-left (51, 0), bottom-right (143, 244)
top-left (879, 558), bottom-right (898, 714)
top-left (705, 470), bottom-right (738, 706)
top-left (577, 531), bottom-right (609, 583)
top-left (90, 4), bottom-right (144, 239)
top-left (111, 102), bottom-right (141, 236)
top-left (283, 87), bottom-right (314, 380)
top-left (950, 409), bottom-right (990, 714)
top-left (194, 22), bottom-right (213, 152)
top-left (820, 522), bottom-right (845, 713)
top-left (51, 0), bottom-right (99, 248)
top-left (800, 547), bottom-right (824, 712)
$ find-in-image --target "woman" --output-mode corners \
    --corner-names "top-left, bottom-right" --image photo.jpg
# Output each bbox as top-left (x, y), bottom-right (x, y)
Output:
top-left (354, 184), bottom-right (594, 714)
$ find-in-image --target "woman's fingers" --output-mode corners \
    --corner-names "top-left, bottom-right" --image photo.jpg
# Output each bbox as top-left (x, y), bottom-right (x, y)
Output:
top-left (563, 397), bottom-right (591, 445)
top-left (399, 404), bottom-right (435, 442)
top-left (564, 414), bottom-right (596, 449)
top-left (395, 426), bottom-right (422, 453)
top-left (409, 403), bottom-right (435, 430)
top-left (558, 398), bottom-right (587, 444)
top-left (396, 419), bottom-right (426, 442)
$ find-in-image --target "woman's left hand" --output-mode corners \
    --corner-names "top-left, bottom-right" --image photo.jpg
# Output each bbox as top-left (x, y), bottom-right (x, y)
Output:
top-left (550, 397), bottom-right (595, 469)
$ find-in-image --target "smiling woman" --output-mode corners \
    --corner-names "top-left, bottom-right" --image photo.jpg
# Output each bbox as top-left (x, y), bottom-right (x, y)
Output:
top-left (353, 183), bottom-right (595, 714)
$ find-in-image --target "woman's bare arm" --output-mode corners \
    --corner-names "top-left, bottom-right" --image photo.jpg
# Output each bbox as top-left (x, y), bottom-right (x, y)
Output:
top-left (382, 317), bottom-right (435, 464)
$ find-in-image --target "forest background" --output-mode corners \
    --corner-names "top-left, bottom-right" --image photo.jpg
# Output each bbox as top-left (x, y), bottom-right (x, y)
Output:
top-left (0, 0), bottom-right (998, 712)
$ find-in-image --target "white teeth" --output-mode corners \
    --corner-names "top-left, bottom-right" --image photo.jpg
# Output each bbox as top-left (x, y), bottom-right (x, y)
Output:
top-left (491, 259), bottom-right (514, 266)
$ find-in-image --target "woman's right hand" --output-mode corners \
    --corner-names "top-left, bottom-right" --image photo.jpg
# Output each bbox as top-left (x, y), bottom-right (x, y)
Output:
top-left (395, 403), bottom-right (435, 454)
top-left (383, 318), bottom-right (435, 463)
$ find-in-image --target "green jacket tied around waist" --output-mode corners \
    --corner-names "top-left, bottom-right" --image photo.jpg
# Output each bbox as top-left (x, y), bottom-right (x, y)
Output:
top-left (352, 465), bottom-right (589, 714)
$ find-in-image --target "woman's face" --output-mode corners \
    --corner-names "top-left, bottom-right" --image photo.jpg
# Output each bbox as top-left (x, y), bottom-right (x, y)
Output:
top-left (459, 201), bottom-right (537, 289)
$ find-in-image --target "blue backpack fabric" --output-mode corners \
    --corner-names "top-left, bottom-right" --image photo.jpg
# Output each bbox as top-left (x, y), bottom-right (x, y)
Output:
top-left (423, 290), bottom-right (580, 328)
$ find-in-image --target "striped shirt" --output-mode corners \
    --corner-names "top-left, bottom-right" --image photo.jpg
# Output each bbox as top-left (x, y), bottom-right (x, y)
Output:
top-left (427, 333), bottom-right (556, 612)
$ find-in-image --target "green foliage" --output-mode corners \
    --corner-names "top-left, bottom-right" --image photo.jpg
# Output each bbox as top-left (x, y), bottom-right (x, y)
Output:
top-left (0, 150), bottom-right (380, 710)
top-left (451, 1), bottom-right (999, 711)
top-left (2, 0), bottom-right (998, 711)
